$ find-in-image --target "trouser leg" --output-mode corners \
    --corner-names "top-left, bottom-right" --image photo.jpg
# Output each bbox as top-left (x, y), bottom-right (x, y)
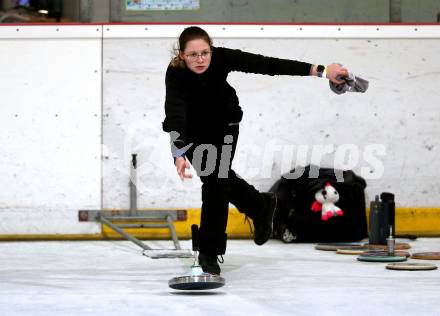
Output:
top-left (228, 170), bottom-right (265, 220)
top-left (198, 176), bottom-right (229, 255)
top-left (184, 126), bottom-right (268, 254)
top-left (185, 131), bottom-right (238, 255)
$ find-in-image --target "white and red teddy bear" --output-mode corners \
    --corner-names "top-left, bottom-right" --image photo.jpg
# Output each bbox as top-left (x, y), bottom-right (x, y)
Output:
top-left (311, 182), bottom-right (343, 221)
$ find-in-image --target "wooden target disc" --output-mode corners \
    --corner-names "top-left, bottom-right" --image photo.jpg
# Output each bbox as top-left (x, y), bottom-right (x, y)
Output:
top-left (386, 262), bottom-right (438, 271)
top-left (411, 252), bottom-right (440, 260)
top-left (336, 247), bottom-right (366, 255)
top-left (315, 243), bottom-right (366, 251)
top-left (368, 243), bottom-right (411, 250)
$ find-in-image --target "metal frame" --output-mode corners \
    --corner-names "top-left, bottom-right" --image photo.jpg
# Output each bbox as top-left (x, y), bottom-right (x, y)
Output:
top-left (78, 153), bottom-right (189, 255)
top-left (78, 208), bottom-right (187, 251)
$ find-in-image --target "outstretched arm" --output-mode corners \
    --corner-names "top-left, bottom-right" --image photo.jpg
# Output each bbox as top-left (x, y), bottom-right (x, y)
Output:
top-left (218, 47), bottom-right (312, 77)
top-left (217, 47), bottom-right (349, 83)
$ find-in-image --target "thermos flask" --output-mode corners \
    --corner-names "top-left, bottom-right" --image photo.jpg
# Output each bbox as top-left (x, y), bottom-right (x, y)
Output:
top-left (369, 192), bottom-right (395, 245)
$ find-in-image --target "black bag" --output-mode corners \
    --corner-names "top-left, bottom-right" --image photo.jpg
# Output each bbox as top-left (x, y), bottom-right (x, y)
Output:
top-left (270, 165), bottom-right (368, 243)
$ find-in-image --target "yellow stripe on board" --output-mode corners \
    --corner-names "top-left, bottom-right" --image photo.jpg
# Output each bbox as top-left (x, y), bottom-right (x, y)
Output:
top-left (101, 208), bottom-right (252, 240)
top-left (393, 207), bottom-right (440, 236)
top-left (1, 207), bottom-right (440, 241)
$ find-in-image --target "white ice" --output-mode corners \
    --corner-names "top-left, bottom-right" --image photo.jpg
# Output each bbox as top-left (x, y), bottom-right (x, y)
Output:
top-left (1, 238), bottom-right (439, 316)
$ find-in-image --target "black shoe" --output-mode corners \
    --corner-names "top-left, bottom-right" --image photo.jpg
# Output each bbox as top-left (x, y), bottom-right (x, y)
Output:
top-left (198, 253), bottom-right (223, 275)
top-left (253, 192), bottom-right (278, 246)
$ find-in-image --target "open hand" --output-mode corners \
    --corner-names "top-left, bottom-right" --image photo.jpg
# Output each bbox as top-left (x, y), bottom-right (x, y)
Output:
top-left (175, 156), bottom-right (192, 181)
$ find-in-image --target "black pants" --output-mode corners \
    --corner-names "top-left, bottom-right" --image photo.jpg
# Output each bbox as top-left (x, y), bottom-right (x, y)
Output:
top-left (185, 126), bottom-right (264, 256)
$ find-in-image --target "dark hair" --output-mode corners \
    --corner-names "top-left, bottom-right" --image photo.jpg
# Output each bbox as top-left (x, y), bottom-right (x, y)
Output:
top-left (170, 26), bottom-right (213, 68)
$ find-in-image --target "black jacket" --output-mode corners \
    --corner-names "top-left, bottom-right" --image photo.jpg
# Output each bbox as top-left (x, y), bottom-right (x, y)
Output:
top-left (162, 47), bottom-right (312, 156)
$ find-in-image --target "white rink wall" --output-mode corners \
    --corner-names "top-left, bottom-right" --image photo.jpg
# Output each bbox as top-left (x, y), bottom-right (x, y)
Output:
top-left (1, 24), bottom-right (439, 234)
top-left (0, 25), bottom-right (102, 234)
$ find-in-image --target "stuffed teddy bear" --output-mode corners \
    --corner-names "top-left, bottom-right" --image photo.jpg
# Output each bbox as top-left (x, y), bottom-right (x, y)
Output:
top-left (311, 182), bottom-right (344, 221)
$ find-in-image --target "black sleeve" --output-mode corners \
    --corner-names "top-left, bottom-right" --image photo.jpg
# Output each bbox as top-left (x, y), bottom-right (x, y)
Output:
top-left (217, 47), bottom-right (312, 77)
top-left (163, 66), bottom-right (188, 158)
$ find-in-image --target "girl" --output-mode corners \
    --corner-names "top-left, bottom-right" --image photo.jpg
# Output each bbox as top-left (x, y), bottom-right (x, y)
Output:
top-left (162, 26), bottom-right (348, 275)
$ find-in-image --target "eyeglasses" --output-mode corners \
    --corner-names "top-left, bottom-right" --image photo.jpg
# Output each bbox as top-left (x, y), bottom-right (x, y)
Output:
top-left (184, 50), bottom-right (212, 61)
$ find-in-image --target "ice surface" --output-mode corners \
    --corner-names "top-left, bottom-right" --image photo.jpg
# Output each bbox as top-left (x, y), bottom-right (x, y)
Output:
top-left (0, 239), bottom-right (439, 316)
